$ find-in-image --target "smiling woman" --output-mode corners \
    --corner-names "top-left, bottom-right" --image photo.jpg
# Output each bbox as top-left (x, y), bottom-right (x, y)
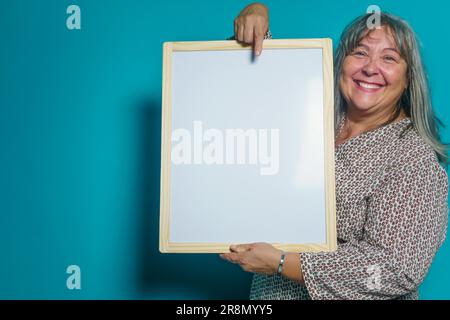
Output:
top-left (221, 3), bottom-right (449, 300)
top-left (337, 27), bottom-right (409, 145)
top-left (333, 12), bottom-right (447, 159)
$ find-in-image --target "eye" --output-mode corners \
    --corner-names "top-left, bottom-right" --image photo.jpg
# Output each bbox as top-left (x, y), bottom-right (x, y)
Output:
top-left (353, 50), bottom-right (367, 57)
top-left (383, 55), bottom-right (398, 62)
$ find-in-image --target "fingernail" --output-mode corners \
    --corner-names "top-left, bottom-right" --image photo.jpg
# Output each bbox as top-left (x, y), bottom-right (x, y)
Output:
top-left (255, 50), bottom-right (260, 56)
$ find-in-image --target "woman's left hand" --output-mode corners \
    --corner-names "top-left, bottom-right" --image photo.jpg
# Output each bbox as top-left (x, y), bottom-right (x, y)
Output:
top-left (220, 242), bottom-right (282, 275)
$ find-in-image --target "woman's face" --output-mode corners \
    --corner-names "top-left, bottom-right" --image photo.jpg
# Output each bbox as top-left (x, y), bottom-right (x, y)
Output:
top-left (339, 27), bottom-right (408, 116)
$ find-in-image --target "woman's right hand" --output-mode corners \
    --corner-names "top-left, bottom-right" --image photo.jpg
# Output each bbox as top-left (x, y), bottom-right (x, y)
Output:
top-left (234, 3), bottom-right (269, 56)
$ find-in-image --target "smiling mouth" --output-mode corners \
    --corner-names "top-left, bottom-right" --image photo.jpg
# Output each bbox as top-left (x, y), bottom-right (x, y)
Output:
top-left (354, 80), bottom-right (385, 91)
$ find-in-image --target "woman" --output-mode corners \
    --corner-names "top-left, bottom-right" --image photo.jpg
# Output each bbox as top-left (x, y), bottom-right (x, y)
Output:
top-left (220, 3), bottom-right (449, 300)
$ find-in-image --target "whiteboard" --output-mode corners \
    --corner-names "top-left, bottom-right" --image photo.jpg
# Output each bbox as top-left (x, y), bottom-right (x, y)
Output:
top-left (160, 39), bottom-right (336, 253)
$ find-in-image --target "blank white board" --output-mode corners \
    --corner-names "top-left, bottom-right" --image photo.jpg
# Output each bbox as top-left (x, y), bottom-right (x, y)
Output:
top-left (160, 39), bottom-right (336, 253)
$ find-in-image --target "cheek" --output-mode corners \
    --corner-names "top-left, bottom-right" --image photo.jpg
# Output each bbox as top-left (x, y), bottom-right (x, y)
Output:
top-left (341, 57), bottom-right (359, 79)
top-left (340, 60), bottom-right (353, 91)
top-left (381, 65), bottom-right (407, 88)
top-left (340, 57), bottom-right (367, 91)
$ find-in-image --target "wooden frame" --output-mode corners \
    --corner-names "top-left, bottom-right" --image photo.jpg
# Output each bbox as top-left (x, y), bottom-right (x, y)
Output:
top-left (160, 39), bottom-right (336, 253)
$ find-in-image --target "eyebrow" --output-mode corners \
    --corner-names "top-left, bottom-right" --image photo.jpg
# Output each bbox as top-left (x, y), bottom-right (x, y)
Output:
top-left (355, 43), bottom-right (400, 54)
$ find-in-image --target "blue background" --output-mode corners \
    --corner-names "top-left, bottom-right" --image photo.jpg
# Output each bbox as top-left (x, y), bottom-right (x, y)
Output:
top-left (0, 0), bottom-right (449, 299)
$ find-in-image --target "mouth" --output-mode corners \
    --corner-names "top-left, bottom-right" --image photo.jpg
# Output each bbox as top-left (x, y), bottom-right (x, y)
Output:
top-left (353, 79), bottom-right (385, 92)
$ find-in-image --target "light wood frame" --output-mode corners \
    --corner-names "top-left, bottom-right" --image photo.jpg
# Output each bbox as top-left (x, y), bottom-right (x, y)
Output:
top-left (159, 39), bottom-right (336, 253)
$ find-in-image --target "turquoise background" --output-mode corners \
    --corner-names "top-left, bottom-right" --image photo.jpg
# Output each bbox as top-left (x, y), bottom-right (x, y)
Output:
top-left (0, 0), bottom-right (448, 299)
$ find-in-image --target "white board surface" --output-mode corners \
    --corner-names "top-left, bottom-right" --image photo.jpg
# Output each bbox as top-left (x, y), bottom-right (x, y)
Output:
top-left (160, 40), bottom-right (336, 253)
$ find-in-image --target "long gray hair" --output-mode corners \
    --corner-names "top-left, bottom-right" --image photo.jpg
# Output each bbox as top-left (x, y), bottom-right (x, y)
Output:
top-left (334, 12), bottom-right (448, 164)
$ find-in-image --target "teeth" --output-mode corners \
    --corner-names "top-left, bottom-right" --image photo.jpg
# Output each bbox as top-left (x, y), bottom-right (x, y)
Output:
top-left (358, 81), bottom-right (382, 89)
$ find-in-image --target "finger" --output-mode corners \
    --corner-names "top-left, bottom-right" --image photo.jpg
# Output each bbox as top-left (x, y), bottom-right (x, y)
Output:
top-left (220, 252), bottom-right (240, 264)
top-left (237, 22), bottom-right (244, 42)
top-left (253, 30), bottom-right (264, 56)
top-left (220, 254), bottom-right (234, 263)
top-left (243, 23), bottom-right (254, 44)
top-left (241, 264), bottom-right (252, 273)
top-left (220, 253), bottom-right (231, 262)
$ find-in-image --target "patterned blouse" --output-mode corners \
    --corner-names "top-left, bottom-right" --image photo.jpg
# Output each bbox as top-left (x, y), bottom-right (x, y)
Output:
top-left (250, 117), bottom-right (448, 300)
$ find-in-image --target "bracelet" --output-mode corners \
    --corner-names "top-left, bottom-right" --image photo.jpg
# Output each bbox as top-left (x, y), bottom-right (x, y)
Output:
top-left (277, 251), bottom-right (286, 275)
top-left (263, 29), bottom-right (272, 40)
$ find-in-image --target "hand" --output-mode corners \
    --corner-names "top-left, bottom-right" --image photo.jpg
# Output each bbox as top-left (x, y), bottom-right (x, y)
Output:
top-left (220, 242), bottom-right (282, 275)
top-left (234, 3), bottom-right (269, 56)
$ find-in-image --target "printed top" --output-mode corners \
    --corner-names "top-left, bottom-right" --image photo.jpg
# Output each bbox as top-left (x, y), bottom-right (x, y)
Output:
top-left (250, 117), bottom-right (448, 300)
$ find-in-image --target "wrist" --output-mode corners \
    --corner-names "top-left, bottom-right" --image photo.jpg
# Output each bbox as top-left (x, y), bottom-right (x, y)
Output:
top-left (281, 252), bottom-right (304, 284)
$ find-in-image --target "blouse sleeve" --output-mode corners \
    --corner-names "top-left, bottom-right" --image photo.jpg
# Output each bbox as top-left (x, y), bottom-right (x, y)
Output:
top-left (300, 155), bottom-right (448, 300)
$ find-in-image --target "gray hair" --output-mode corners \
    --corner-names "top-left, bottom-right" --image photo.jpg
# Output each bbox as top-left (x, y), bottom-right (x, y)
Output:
top-left (334, 12), bottom-right (448, 164)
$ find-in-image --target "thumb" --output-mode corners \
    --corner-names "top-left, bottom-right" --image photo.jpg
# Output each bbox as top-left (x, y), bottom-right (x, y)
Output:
top-left (230, 244), bottom-right (252, 253)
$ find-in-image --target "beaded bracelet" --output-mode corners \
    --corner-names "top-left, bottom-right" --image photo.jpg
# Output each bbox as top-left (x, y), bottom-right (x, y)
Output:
top-left (277, 252), bottom-right (286, 275)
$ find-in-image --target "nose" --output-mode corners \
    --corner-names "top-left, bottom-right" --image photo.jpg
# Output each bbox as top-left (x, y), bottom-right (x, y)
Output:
top-left (361, 58), bottom-right (379, 77)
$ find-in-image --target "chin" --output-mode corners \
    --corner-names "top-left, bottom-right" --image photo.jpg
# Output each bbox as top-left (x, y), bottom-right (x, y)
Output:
top-left (347, 99), bottom-right (379, 112)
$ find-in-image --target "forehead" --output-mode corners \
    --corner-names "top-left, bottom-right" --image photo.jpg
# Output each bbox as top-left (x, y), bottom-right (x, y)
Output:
top-left (359, 27), bottom-right (398, 48)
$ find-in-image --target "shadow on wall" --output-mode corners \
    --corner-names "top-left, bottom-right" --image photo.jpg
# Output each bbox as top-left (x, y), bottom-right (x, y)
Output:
top-left (134, 99), bottom-right (253, 299)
